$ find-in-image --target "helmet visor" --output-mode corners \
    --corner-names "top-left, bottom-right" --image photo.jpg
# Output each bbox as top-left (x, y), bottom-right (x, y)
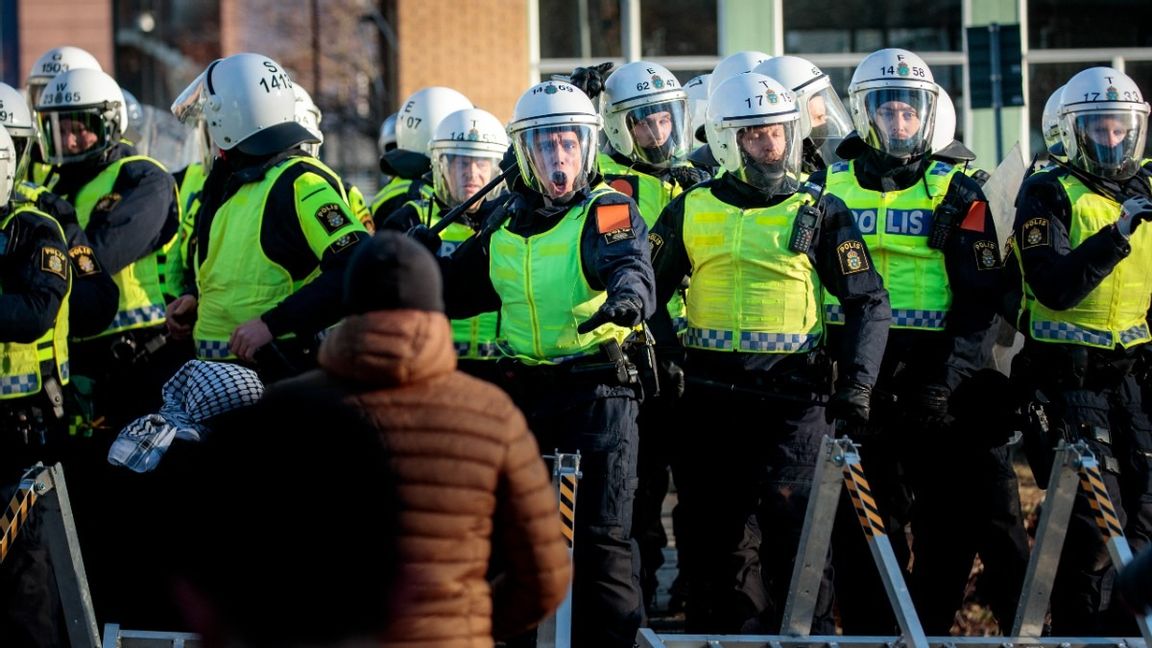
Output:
top-left (859, 88), bottom-right (936, 158)
top-left (734, 122), bottom-right (802, 195)
top-left (433, 150), bottom-right (502, 210)
top-left (625, 99), bottom-right (689, 167)
top-left (36, 107), bottom-right (111, 164)
top-left (170, 67), bottom-right (211, 125)
top-left (512, 124), bottom-right (597, 200)
top-left (802, 86), bottom-right (852, 164)
top-left (1068, 110), bottom-right (1148, 180)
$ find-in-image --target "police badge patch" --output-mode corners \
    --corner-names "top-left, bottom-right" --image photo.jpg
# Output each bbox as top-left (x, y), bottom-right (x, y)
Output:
top-left (69, 245), bottom-right (100, 276)
top-left (973, 240), bottom-right (999, 270)
top-left (41, 247), bottom-right (68, 279)
top-left (1022, 217), bottom-right (1049, 249)
top-left (93, 193), bottom-right (122, 214)
top-left (327, 231), bottom-right (362, 255)
top-left (837, 240), bottom-right (869, 275)
top-left (315, 203), bottom-right (348, 234)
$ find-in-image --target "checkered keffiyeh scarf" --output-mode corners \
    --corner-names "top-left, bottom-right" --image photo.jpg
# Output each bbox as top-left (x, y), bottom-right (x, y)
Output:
top-left (108, 360), bottom-right (265, 472)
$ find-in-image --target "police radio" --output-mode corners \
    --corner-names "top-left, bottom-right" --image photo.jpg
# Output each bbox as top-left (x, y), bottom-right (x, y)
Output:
top-left (928, 202), bottom-right (959, 250)
top-left (788, 203), bottom-right (820, 254)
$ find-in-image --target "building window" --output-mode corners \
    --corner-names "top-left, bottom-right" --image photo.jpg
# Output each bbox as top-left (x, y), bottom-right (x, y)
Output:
top-left (783, 0), bottom-right (961, 54)
top-left (1029, 0), bottom-right (1152, 49)
top-left (641, 0), bottom-right (717, 57)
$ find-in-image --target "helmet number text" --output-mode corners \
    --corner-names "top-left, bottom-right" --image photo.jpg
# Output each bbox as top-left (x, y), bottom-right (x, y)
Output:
top-left (257, 60), bottom-right (293, 94)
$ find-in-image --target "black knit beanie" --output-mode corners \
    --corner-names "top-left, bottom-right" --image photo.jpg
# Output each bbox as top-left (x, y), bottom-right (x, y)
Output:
top-left (343, 231), bottom-right (445, 315)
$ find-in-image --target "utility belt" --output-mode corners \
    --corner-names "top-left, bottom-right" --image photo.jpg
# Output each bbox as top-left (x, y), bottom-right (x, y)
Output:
top-left (1016, 342), bottom-right (1138, 392)
top-left (684, 349), bottom-right (831, 404)
top-left (498, 339), bottom-right (642, 393)
top-left (0, 377), bottom-right (65, 448)
top-left (73, 326), bottom-right (169, 370)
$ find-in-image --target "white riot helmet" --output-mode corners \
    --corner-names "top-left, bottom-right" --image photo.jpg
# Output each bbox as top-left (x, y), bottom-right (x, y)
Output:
top-left (1042, 85), bottom-right (1065, 156)
top-left (601, 61), bottom-right (690, 168)
top-left (293, 84), bottom-right (323, 157)
top-left (1058, 67), bottom-right (1148, 180)
top-left (377, 112), bottom-right (398, 156)
top-left (26, 46), bottom-right (102, 111)
top-left (508, 80), bottom-right (601, 201)
top-left (709, 51), bottom-right (771, 96)
top-left (35, 68), bottom-right (127, 165)
top-left (706, 73), bottom-right (803, 196)
top-left (0, 126), bottom-right (16, 206)
top-left (429, 108), bottom-right (509, 211)
top-left (848, 48), bottom-right (938, 159)
top-left (753, 55), bottom-right (851, 163)
top-left (170, 53), bottom-right (316, 156)
top-left (395, 87), bottom-right (473, 156)
top-left (0, 82), bottom-right (37, 181)
top-left (683, 73), bottom-right (711, 148)
top-left (930, 85), bottom-right (957, 154)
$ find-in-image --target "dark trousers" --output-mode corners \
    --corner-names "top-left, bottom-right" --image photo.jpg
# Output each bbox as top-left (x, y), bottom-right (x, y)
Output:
top-left (1045, 377), bottom-right (1152, 636)
top-left (631, 395), bottom-right (682, 611)
top-left (509, 381), bottom-right (644, 648)
top-left (675, 382), bottom-right (835, 634)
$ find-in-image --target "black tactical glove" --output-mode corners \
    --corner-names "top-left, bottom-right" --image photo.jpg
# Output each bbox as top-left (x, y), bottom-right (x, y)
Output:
top-left (826, 381), bottom-right (872, 426)
top-left (36, 191), bottom-right (78, 226)
top-left (576, 296), bottom-right (643, 334)
top-left (1116, 196), bottom-right (1152, 238)
top-left (568, 62), bottom-right (614, 101)
top-left (911, 383), bottom-right (952, 425)
top-left (405, 224), bottom-right (442, 255)
top-left (665, 165), bottom-right (711, 190)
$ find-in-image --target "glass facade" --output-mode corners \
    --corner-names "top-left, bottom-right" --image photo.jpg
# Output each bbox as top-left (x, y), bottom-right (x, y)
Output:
top-left (783, 0), bottom-right (962, 54)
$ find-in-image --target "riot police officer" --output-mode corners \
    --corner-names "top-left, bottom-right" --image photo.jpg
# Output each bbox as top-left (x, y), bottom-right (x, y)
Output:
top-left (753, 55), bottom-right (853, 174)
top-left (649, 72), bottom-right (890, 633)
top-left (0, 125), bottom-right (73, 647)
top-left (168, 52), bottom-right (368, 378)
top-left (815, 48), bottom-right (1006, 635)
top-left (428, 79), bottom-right (655, 648)
top-left (1012, 66), bottom-right (1152, 635)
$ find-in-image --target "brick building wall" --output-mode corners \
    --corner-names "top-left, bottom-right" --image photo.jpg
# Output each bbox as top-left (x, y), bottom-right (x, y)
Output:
top-left (17, 0), bottom-right (114, 86)
top-left (395, 0), bottom-right (528, 122)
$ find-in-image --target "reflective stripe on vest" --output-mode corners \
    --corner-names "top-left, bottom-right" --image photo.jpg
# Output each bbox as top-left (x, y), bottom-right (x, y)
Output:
top-left (70, 155), bottom-right (171, 337)
top-left (1026, 173), bottom-right (1152, 349)
top-left (681, 187), bottom-right (823, 354)
top-left (194, 156), bottom-right (367, 360)
top-left (489, 185), bottom-right (630, 364)
top-left (370, 177), bottom-right (432, 219)
top-left (822, 159), bottom-right (957, 330)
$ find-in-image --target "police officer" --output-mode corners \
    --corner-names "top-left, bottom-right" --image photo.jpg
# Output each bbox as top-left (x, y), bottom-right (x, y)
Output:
top-left (168, 52), bottom-right (368, 379)
top-left (382, 107), bottom-right (509, 381)
top-left (0, 125), bottom-right (73, 647)
top-left (814, 48), bottom-right (1006, 635)
top-left (0, 81), bottom-right (118, 339)
top-left (598, 60), bottom-right (707, 612)
top-left (1012, 66), bottom-right (1152, 635)
top-left (24, 46), bottom-right (104, 191)
top-left (35, 67), bottom-right (180, 431)
top-left (426, 79), bottom-right (654, 648)
top-left (753, 55), bottom-right (854, 174)
top-left (649, 72), bottom-right (890, 633)
top-left (923, 84), bottom-right (1031, 633)
top-left (370, 87), bottom-right (472, 229)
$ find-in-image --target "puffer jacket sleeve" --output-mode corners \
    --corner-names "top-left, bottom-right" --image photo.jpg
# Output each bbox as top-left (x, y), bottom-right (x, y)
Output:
top-left (491, 417), bottom-right (572, 639)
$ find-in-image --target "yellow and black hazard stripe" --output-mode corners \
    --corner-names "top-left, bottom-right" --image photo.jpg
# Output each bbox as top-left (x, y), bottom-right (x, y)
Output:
top-left (0, 479), bottom-right (40, 564)
top-left (843, 462), bottom-right (886, 537)
top-left (1079, 464), bottom-right (1124, 539)
top-left (558, 473), bottom-right (578, 549)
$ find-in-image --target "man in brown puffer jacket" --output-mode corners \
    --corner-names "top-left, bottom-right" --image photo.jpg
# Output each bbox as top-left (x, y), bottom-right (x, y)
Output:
top-left (282, 230), bottom-right (571, 646)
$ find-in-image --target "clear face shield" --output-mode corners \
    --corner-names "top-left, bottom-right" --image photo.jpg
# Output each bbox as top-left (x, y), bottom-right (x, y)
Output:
top-left (625, 98), bottom-right (689, 167)
top-left (170, 67), bottom-right (211, 128)
top-left (1067, 110), bottom-right (1148, 180)
top-left (859, 88), bottom-right (936, 159)
top-left (26, 80), bottom-right (48, 115)
top-left (513, 124), bottom-right (597, 200)
top-left (800, 86), bottom-right (852, 164)
top-left (36, 107), bottom-right (111, 165)
top-left (734, 121), bottom-right (802, 195)
top-left (433, 149), bottom-right (502, 211)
